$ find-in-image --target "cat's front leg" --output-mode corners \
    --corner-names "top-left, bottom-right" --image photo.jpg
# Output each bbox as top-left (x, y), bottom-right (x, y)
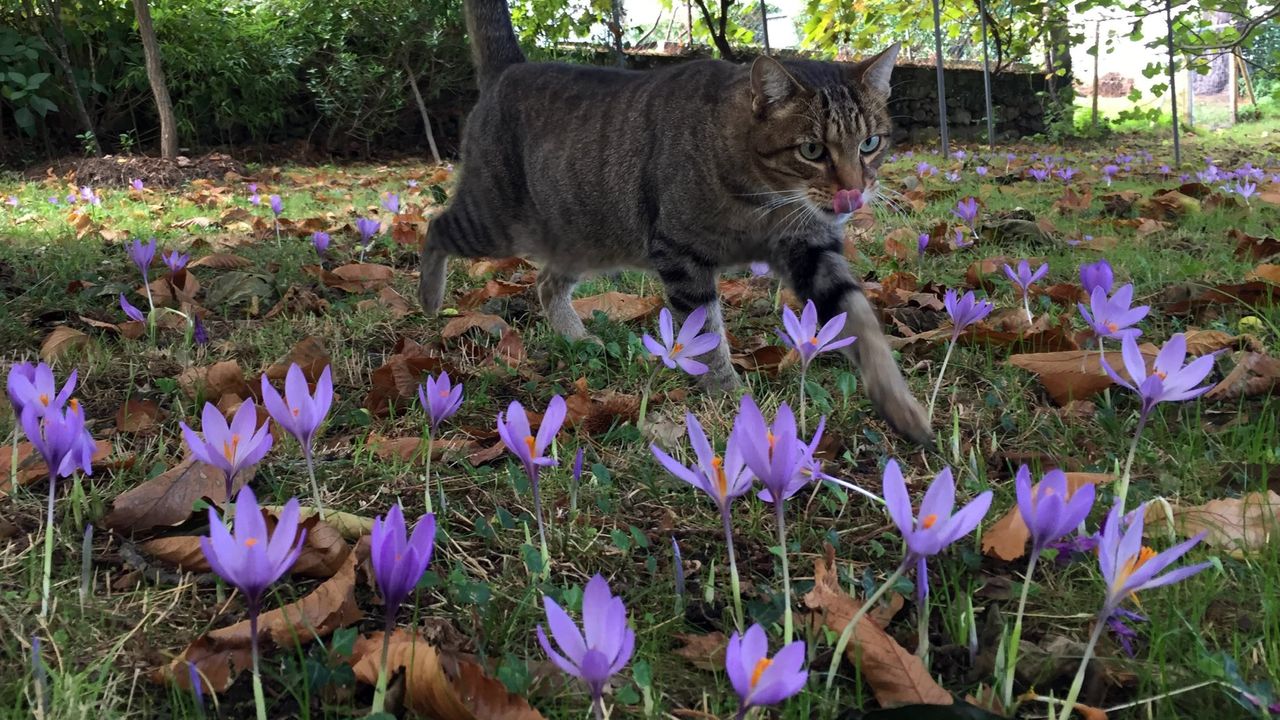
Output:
top-left (650, 246), bottom-right (739, 391)
top-left (779, 239), bottom-right (933, 446)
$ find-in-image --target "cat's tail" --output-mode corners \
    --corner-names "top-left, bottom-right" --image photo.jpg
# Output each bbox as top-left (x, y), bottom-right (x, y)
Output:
top-left (465, 0), bottom-right (525, 89)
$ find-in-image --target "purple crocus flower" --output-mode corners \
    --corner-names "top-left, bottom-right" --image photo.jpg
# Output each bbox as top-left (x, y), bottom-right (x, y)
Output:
top-left (778, 300), bottom-right (856, 370)
top-left (21, 399), bottom-right (96, 481)
top-left (187, 661), bottom-right (205, 710)
top-left (976, 166), bottom-right (989, 177)
top-left (406, 179), bottom-right (419, 188)
top-left (1101, 333), bottom-right (1216, 417)
top-left (356, 218), bottom-right (381, 245)
top-left (65, 194), bottom-right (76, 205)
top-left (129, 238), bottom-right (157, 280)
top-left (734, 395), bottom-right (807, 504)
top-left (180, 400), bottom-right (274, 501)
top-left (4, 196), bottom-right (17, 208)
top-left (917, 233), bottom-right (929, 258)
top-left (268, 194), bottom-right (283, 217)
top-left (1055, 167), bottom-right (1078, 182)
top-left (120, 294), bottom-right (145, 323)
top-left (883, 459), bottom-right (992, 601)
top-left (417, 371), bottom-right (463, 434)
top-left (260, 364), bottom-right (332, 456)
top-left (1234, 180), bottom-right (1258, 204)
top-left (1102, 164), bottom-right (1119, 185)
top-left (381, 193), bottom-right (400, 214)
top-left (48, 196), bottom-right (58, 205)
top-left (79, 187), bottom-right (100, 206)
top-left (952, 197), bottom-right (979, 228)
top-left (7, 362), bottom-right (76, 419)
top-left (1028, 168), bottom-right (1050, 182)
top-left (943, 289), bottom-right (994, 340)
top-left (130, 179), bottom-right (144, 192)
top-left (643, 306), bottom-right (721, 376)
top-left (750, 262), bottom-right (771, 277)
top-left (916, 161), bottom-right (936, 177)
top-left (952, 150), bottom-right (967, 161)
top-left (370, 503), bottom-right (436, 619)
top-left (1096, 501), bottom-right (1210, 620)
top-left (537, 575), bottom-right (635, 712)
top-left (1003, 260), bottom-right (1048, 295)
top-left (651, 411), bottom-right (753, 626)
top-left (311, 231), bottom-right (331, 257)
top-left (726, 624), bottom-right (808, 713)
top-left (944, 170), bottom-right (961, 183)
top-left (201, 486), bottom-right (304, 608)
top-left (497, 396), bottom-right (565, 482)
top-left (162, 249), bottom-right (189, 274)
top-left (249, 192), bottom-right (261, 206)
top-left (1157, 164), bottom-right (1171, 177)
top-left (1079, 259), bottom-right (1114, 296)
top-left (1015, 466), bottom-right (1095, 555)
top-left (1106, 607), bottom-right (1146, 657)
top-left (193, 315), bottom-right (208, 346)
top-left (1079, 284), bottom-right (1149, 341)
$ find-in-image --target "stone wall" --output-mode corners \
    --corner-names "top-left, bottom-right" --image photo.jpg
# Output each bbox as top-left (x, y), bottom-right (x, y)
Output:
top-left (559, 45), bottom-right (1057, 143)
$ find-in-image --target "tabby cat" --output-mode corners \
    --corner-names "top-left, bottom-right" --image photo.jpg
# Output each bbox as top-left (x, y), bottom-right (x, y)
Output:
top-left (417, 0), bottom-right (932, 444)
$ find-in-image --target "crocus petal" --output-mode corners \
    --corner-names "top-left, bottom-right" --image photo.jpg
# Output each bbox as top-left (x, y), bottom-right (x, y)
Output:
top-left (543, 596), bottom-right (587, 663)
top-left (658, 308), bottom-right (675, 348)
top-left (939, 490), bottom-right (993, 546)
top-left (581, 575), bottom-right (612, 650)
top-left (535, 395), bottom-right (566, 455)
top-left (675, 306), bottom-right (708, 346)
top-left (537, 626), bottom-right (583, 679)
top-left (725, 630), bottom-right (750, 700)
top-left (679, 333), bottom-right (721, 358)
top-left (882, 460), bottom-right (914, 537)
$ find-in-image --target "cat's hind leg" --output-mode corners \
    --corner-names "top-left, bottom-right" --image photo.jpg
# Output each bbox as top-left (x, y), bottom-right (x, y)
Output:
top-left (536, 268), bottom-right (592, 342)
top-left (418, 203), bottom-right (497, 314)
top-left (418, 244), bottom-right (449, 314)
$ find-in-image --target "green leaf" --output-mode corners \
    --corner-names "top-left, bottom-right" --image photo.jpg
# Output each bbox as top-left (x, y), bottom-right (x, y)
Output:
top-left (27, 71), bottom-right (50, 88)
top-left (13, 106), bottom-right (33, 134)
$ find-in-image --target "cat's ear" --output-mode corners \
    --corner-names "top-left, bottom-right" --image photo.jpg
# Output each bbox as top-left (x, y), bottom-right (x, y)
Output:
top-left (849, 43), bottom-right (900, 96)
top-left (750, 55), bottom-right (808, 113)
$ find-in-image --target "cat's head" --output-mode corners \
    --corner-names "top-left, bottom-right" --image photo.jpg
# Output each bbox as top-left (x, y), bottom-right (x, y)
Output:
top-left (745, 45), bottom-right (899, 225)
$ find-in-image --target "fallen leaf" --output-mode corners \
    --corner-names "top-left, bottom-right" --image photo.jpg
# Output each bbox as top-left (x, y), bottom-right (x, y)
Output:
top-left (572, 292), bottom-right (664, 323)
top-left (0, 440), bottom-right (117, 497)
top-left (265, 336), bottom-right (330, 382)
top-left (457, 278), bottom-right (531, 310)
top-left (265, 285), bottom-right (330, 318)
top-left (356, 286), bottom-right (415, 318)
top-left (1246, 264), bottom-right (1280, 285)
top-left (731, 344), bottom-right (791, 374)
top-left (322, 263), bottom-right (395, 293)
top-left (104, 458), bottom-right (251, 534)
top-left (189, 253), bottom-right (253, 270)
top-left (1180, 329), bottom-right (1263, 356)
top-left (673, 632), bottom-right (728, 671)
top-left (1206, 352), bottom-right (1280, 401)
top-left (40, 326), bottom-right (89, 362)
top-left (1230, 228), bottom-right (1280, 261)
top-left (349, 631), bottom-right (545, 720)
top-left (1152, 491), bottom-right (1280, 557)
top-left (264, 506), bottom-right (374, 541)
top-left (365, 337), bottom-right (446, 416)
top-left (1009, 345), bottom-right (1159, 405)
top-left (467, 257), bottom-right (532, 277)
top-left (167, 552), bottom-right (361, 693)
top-left (982, 473), bottom-right (1114, 561)
top-left (1137, 190), bottom-right (1199, 221)
top-left (442, 312), bottom-right (510, 339)
top-left (115, 399), bottom-right (165, 434)
top-left (564, 377), bottom-right (641, 435)
top-left (177, 360), bottom-right (251, 403)
top-left (368, 434), bottom-right (477, 463)
top-left (1159, 279), bottom-right (1278, 315)
top-left (805, 551), bottom-right (952, 707)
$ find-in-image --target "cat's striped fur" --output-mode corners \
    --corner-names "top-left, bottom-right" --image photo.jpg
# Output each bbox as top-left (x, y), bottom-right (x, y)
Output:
top-left (418, 0), bottom-right (933, 444)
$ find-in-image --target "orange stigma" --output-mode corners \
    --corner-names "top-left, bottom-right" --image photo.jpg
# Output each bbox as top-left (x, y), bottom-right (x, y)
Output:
top-left (921, 514), bottom-right (938, 529)
top-left (39, 393), bottom-right (49, 406)
top-left (712, 456), bottom-right (728, 497)
top-left (1155, 369), bottom-right (1167, 380)
top-left (1114, 546), bottom-right (1158, 593)
top-left (68, 398), bottom-right (80, 413)
top-left (1105, 321), bottom-right (1119, 333)
top-left (524, 435), bottom-right (536, 456)
top-left (244, 537), bottom-right (258, 548)
top-left (222, 434), bottom-right (241, 462)
top-left (439, 390), bottom-right (450, 398)
top-left (672, 342), bottom-right (684, 354)
top-left (291, 406), bottom-right (300, 417)
top-left (749, 657), bottom-right (773, 688)
top-left (808, 336), bottom-right (819, 346)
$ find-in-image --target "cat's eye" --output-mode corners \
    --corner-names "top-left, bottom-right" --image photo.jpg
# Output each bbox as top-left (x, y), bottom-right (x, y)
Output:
top-left (798, 142), bottom-right (826, 161)
top-left (860, 135), bottom-right (882, 154)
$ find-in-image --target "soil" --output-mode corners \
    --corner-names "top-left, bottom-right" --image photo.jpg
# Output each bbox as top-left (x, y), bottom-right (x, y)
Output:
top-left (22, 152), bottom-right (247, 188)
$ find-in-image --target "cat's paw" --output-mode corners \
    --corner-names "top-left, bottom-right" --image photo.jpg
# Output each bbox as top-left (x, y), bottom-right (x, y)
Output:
top-left (874, 392), bottom-right (934, 448)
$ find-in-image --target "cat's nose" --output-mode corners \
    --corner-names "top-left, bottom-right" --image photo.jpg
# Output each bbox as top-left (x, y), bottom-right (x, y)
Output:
top-left (833, 188), bottom-right (863, 214)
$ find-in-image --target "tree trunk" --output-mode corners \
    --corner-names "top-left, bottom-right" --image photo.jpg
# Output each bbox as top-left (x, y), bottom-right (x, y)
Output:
top-left (32, 0), bottom-right (100, 155)
top-left (402, 58), bottom-right (442, 164)
top-left (131, 0), bottom-right (178, 158)
top-left (692, 0), bottom-right (736, 61)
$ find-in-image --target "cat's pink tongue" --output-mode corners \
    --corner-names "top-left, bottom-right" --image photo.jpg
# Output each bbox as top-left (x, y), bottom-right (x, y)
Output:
top-left (833, 189), bottom-right (863, 215)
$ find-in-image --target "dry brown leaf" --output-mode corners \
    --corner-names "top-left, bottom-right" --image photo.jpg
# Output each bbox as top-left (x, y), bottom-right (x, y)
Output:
top-left (572, 292), bottom-right (663, 323)
top-left (177, 360), bottom-right (251, 403)
top-left (1246, 264), bottom-right (1280, 285)
top-left (364, 337), bottom-right (446, 416)
top-left (491, 329), bottom-right (527, 367)
top-left (718, 277), bottom-right (772, 306)
top-left (167, 552), bottom-right (361, 693)
top-left (467, 257), bottom-right (533, 277)
top-left (368, 434), bottom-right (477, 463)
top-left (115, 399), bottom-right (165, 434)
top-left (189, 253), bottom-right (252, 270)
top-left (349, 631), bottom-right (545, 720)
top-left (1157, 491), bottom-right (1280, 557)
top-left (1181, 329), bottom-right (1263, 356)
top-left (265, 336), bottom-right (330, 382)
top-left (104, 457), bottom-right (251, 534)
top-left (1009, 345), bottom-right (1159, 405)
top-left (0, 440), bottom-right (117, 497)
top-left (1160, 279), bottom-right (1279, 315)
top-left (804, 548), bottom-right (951, 707)
top-left (1230, 228), bottom-right (1280, 261)
top-left (731, 344), bottom-right (791, 375)
top-left (564, 377), bottom-right (641, 435)
top-left (456, 278), bottom-right (531, 310)
top-left (41, 326), bottom-right (89, 362)
top-left (673, 632), bottom-right (728, 670)
top-left (356, 286), bottom-right (415, 318)
top-left (982, 473), bottom-right (1113, 561)
top-left (323, 263), bottom-right (395, 293)
top-left (265, 285), bottom-right (330, 319)
top-left (442, 312), bottom-right (510, 339)
top-left (1206, 352), bottom-right (1280, 401)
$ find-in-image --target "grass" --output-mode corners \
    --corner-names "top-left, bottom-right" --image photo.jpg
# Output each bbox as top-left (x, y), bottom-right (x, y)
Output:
top-left (0, 122), bottom-right (1278, 719)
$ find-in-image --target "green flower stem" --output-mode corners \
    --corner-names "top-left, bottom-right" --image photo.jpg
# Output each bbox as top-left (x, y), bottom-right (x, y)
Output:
top-left (798, 365), bottom-right (808, 437)
top-left (39, 472), bottom-right (57, 618)
top-left (1115, 411), bottom-right (1149, 513)
top-left (304, 447), bottom-right (324, 519)
top-left (775, 501), bottom-right (793, 644)
top-left (1055, 615), bottom-right (1106, 720)
top-left (249, 605), bottom-right (268, 720)
top-left (826, 560), bottom-right (908, 689)
top-left (1002, 552), bottom-right (1039, 708)
top-left (371, 610), bottom-right (394, 714)
top-left (423, 432), bottom-right (434, 516)
top-left (531, 468), bottom-right (550, 578)
top-left (636, 363), bottom-right (662, 435)
top-left (721, 506), bottom-right (744, 632)
top-left (916, 590), bottom-right (930, 664)
top-left (927, 338), bottom-right (957, 422)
